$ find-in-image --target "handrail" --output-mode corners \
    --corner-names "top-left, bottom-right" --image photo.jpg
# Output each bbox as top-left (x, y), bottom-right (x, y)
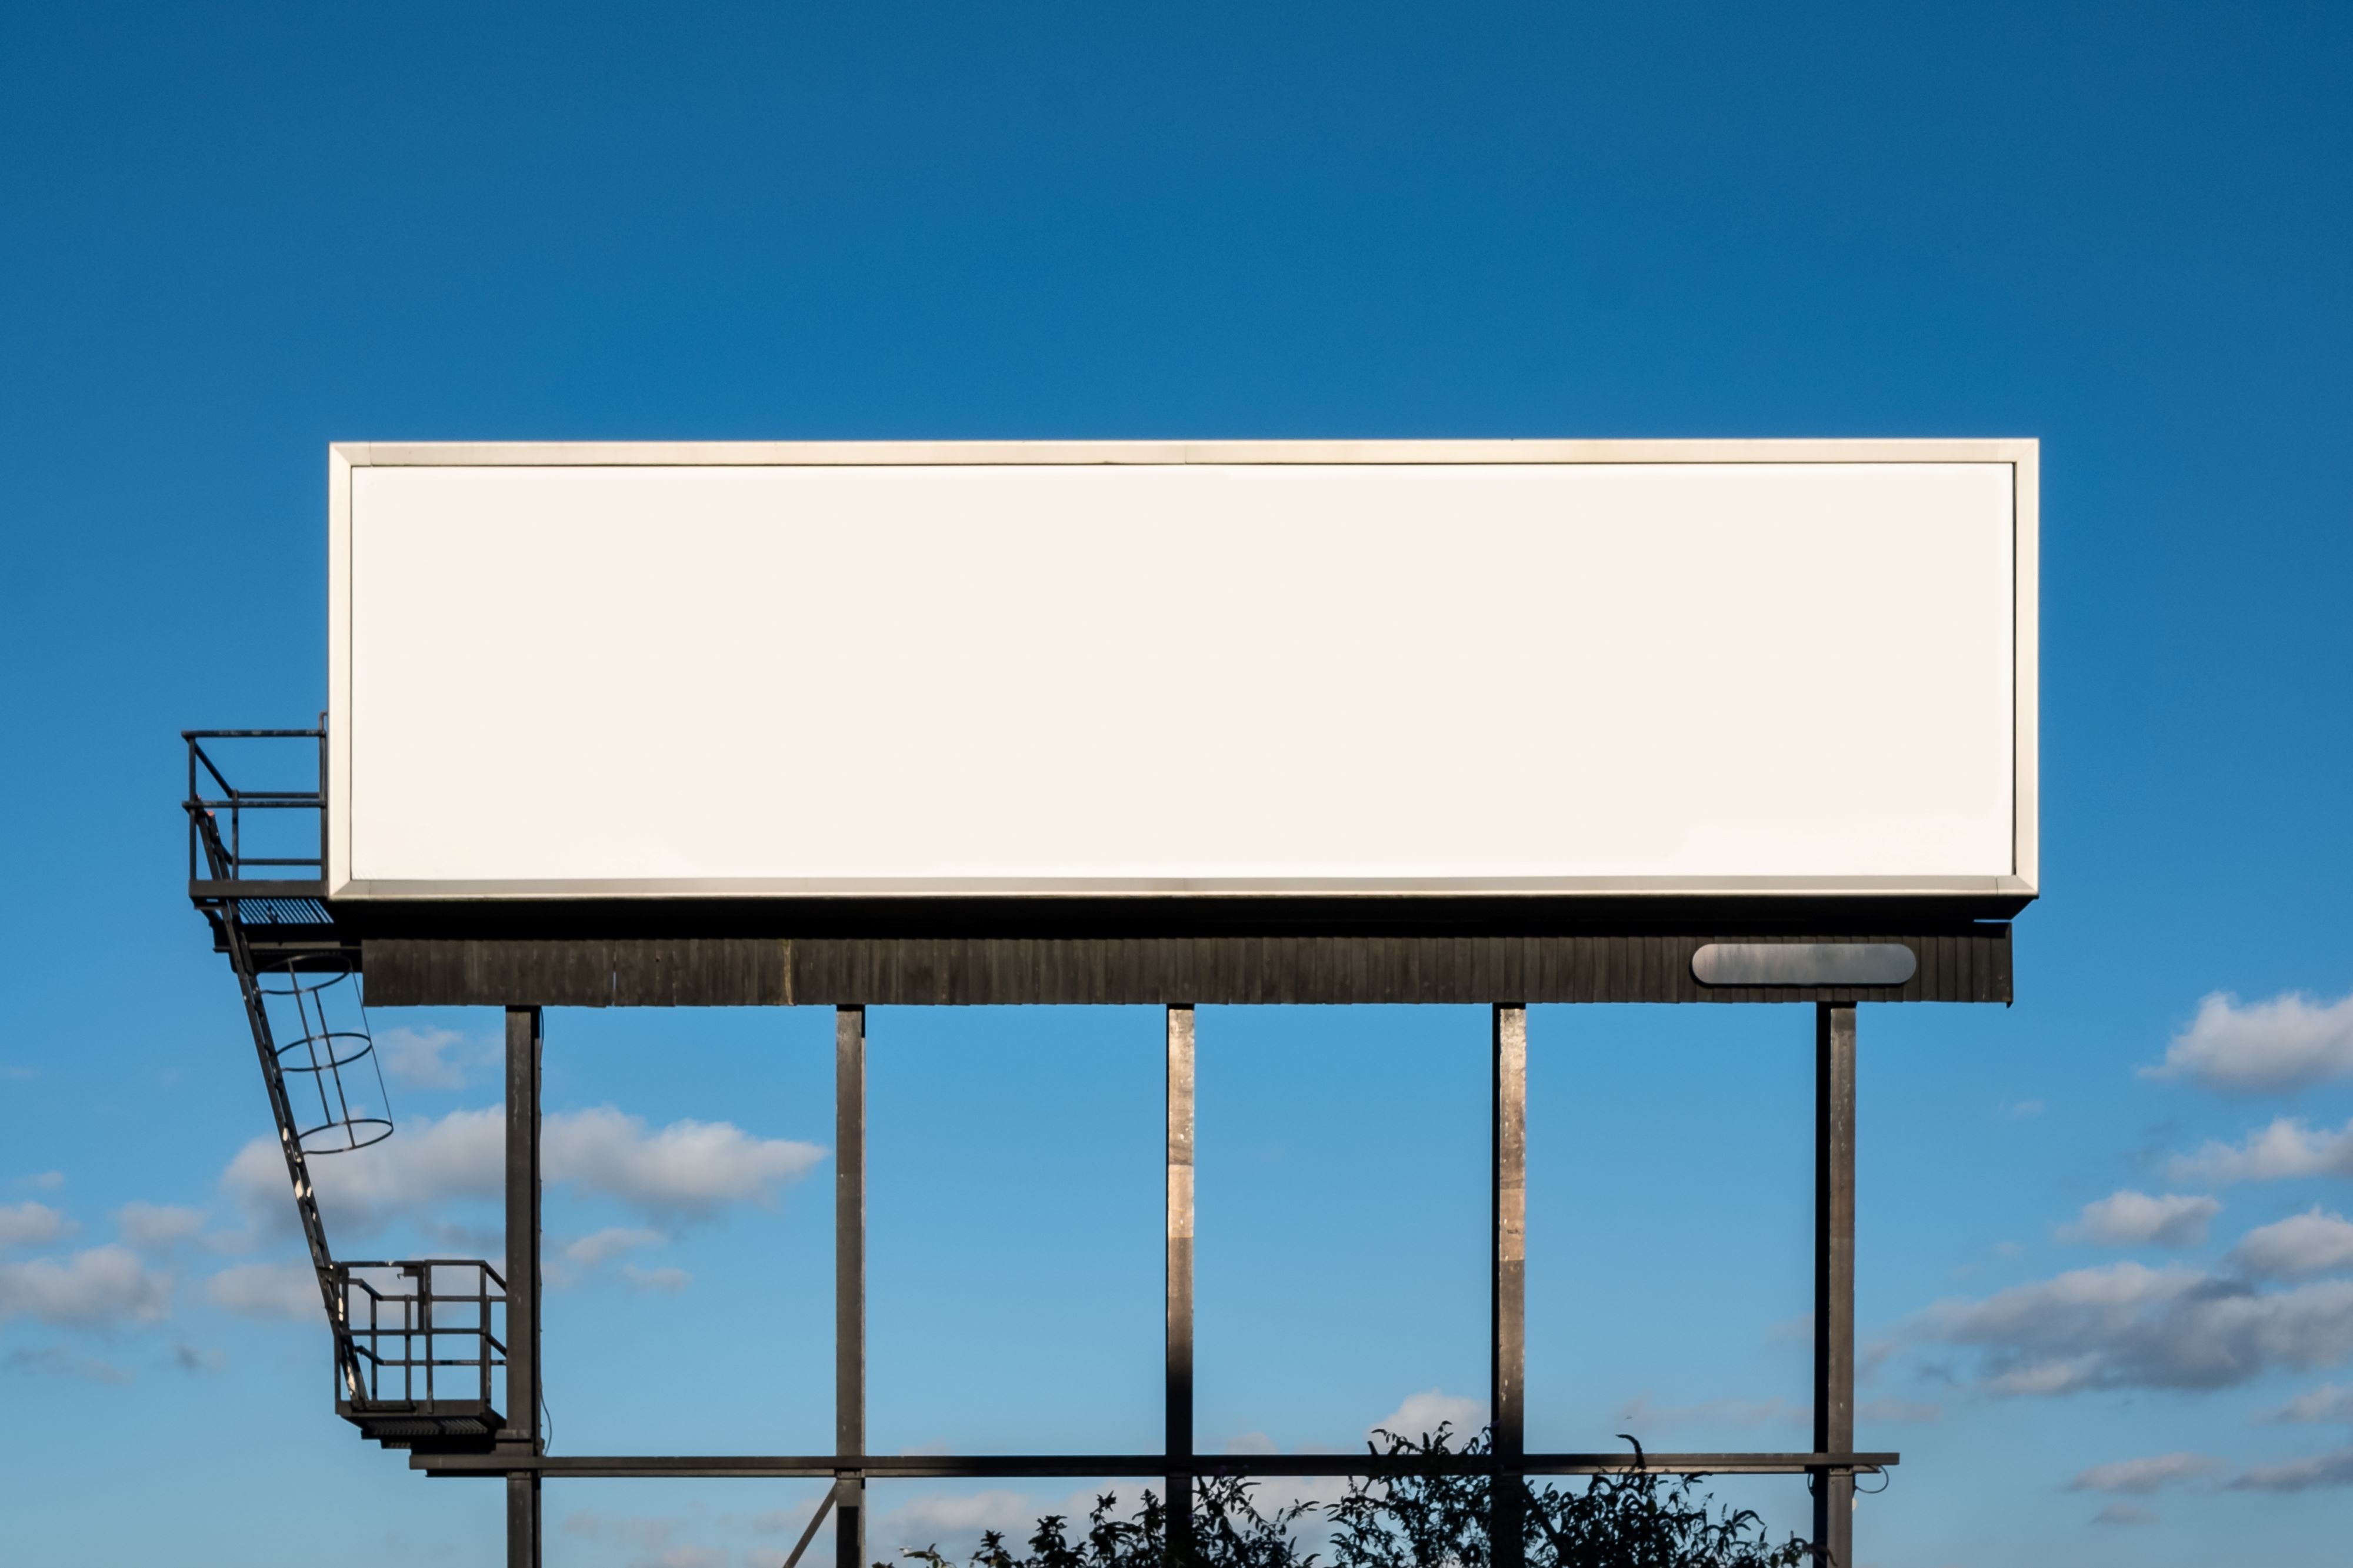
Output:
top-left (184, 727), bottom-right (326, 885)
top-left (334, 1259), bottom-right (508, 1410)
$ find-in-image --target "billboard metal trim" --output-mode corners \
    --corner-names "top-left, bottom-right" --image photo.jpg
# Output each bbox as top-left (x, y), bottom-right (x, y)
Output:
top-left (325, 439), bottom-right (2038, 908)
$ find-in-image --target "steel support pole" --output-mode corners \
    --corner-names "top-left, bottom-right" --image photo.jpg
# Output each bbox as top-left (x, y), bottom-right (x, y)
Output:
top-left (504, 1006), bottom-right (543, 1568)
top-left (1812, 1003), bottom-right (1857, 1568)
top-left (836, 1006), bottom-right (867, 1568)
top-left (1166, 1005), bottom-right (1197, 1562)
top-left (1491, 1004), bottom-right (1527, 1568)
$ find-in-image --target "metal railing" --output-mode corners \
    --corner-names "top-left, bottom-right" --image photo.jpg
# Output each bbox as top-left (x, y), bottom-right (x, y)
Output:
top-left (334, 1260), bottom-right (508, 1412)
top-left (184, 728), bottom-right (325, 885)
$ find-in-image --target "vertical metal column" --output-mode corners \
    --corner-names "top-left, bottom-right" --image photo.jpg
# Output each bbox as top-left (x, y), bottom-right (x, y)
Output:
top-left (1812, 1003), bottom-right (1857, 1568)
top-left (1165, 1005), bottom-right (1197, 1562)
top-left (836, 1006), bottom-right (867, 1568)
top-left (1491, 1004), bottom-right (1527, 1568)
top-left (504, 1005), bottom-right (543, 1568)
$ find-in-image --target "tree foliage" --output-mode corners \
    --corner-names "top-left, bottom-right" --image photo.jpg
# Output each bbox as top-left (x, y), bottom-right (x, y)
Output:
top-left (890, 1425), bottom-right (1814, 1568)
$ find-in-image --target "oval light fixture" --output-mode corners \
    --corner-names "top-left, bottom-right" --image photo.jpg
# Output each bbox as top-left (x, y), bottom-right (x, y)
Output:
top-left (1691, 942), bottom-right (1918, 987)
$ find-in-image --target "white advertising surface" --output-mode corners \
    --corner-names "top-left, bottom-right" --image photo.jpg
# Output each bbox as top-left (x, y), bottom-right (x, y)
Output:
top-left (327, 441), bottom-right (2037, 902)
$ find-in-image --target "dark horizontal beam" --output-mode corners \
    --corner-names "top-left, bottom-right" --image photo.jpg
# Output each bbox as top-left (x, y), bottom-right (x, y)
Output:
top-left (361, 928), bottom-right (2008, 1007)
top-left (414, 1451), bottom-right (1898, 1480)
top-left (192, 879), bottom-right (330, 900)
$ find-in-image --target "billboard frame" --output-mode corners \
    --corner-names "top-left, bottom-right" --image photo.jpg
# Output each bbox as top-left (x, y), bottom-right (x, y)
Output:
top-left (326, 438), bottom-right (2038, 918)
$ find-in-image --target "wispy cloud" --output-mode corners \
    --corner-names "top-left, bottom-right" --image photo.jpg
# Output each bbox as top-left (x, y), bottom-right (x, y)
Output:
top-left (116, 1202), bottom-right (206, 1253)
top-left (2229, 1210), bottom-right (2353, 1282)
top-left (2261, 1383), bottom-right (2353, 1424)
top-left (205, 1261), bottom-right (322, 1320)
top-left (563, 1227), bottom-right (666, 1268)
top-left (1911, 1261), bottom-right (2353, 1394)
top-left (224, 1106), bottom-right (502, 1233)
top-left (0, 1246), bottom-right (172, 1327)
top-left (2172, 1116), bottom-right (2353, 1185)
top-left (2092, 1502), bottom-right (2159, 1526)
top-left (224, 1105), bottom-right (825, 1234)
top-left (2147, 991), bottom-right (2353, 1093)
top-left (2068, 1452), bottom-right (2223, 1493)
top-left (2058, 1191), bottom-right (2220, 1249)
top-left (545, 1107), bottom-right (824, 1217)
top-left (2229, 1446), bottom-right (2353, 1492)
top-left (620, 1264), bottom-right (691, 1292)
top-left (378, 1025), bottom-right (492, 1090)
top-left (874, 1489), bottom-right (1041, 1556)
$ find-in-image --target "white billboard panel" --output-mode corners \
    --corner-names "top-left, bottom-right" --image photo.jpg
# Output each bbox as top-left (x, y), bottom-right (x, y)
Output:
top-left (327, 441), bottom-right (2036, 903)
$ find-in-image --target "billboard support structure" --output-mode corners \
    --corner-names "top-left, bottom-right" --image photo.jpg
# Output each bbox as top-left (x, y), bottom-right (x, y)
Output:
top-left (1812, 1003), bottom-right (1859, 1567)
top-left (503, 1006), bottom-right (543, 1568)
top-left (185, 435), bottom-right (2044, 1568)
top-left (1492, 1004), bottom-right (1528, 1568)
top-left (837, 1007), bottom-right (868, 1568)
top-left (1166, 1005), bottom-right (1197, 1561)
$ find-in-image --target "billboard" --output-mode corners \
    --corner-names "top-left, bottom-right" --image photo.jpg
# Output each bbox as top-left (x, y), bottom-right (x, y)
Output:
top-left (327, 441), bottom-right (2036, 908)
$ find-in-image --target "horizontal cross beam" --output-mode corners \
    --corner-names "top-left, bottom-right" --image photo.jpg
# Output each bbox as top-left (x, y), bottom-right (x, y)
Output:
top-left (414, 1451), bottom-right (1898, 1480)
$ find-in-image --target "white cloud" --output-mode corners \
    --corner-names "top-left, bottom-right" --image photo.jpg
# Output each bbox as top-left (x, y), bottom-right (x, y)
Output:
top-left (621, 1264), bottom-right (691, 1293)
top-left (0, 1245), bottom-right (172, 1326)
top-left (205, 1261), bottom-right (324, 1319)
top-left (2229, 1446), bottom-right (2353, 1492)
top-left (2068, 1452), bottom-right (2223, 1493)
top-left (543, 1107), bottom-right (824, 1217)
top-left (2003, 1099), bottom-right (2046, 1120)
top-left (224, 1106), bottom-right (505, 1235)
top-left (2172, 1116), bottom-right (2353, 1185)
top-left (2058, 1191), bottom-right (2221, 1249)
top-left (1371, 1387), bottom-right (1485, 1442)
top-left (224, 1105), bottom-right (824, 1235)
top-left (2092, 1502), bottom-right (2158, 1526)
top-left (565, 1227), bottom-right (665, 1267)
top-left (379, 1026), bottom-right (488, 1090)
top-left (116, 1202), bottom-right (206, 1252)
top-left (2231, 1210), bottom-right (2353, 1281)
top-left (0, 1200), bottom-right (67, 1249)
top-left (1914, 1260), bottom-right (2353, 1393)
top-left (875, 1488), bottom-right (1039, 1553)
top-left (18, 1171), bottom-right (66, 1192)
top-left (2263, 1383), bottom-right (2353, 1424)
top-left (2148, 990), bottom-right (2353, 1092)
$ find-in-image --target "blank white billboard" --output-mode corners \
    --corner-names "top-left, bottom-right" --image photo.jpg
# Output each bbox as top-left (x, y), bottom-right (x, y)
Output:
top-left (327, 441), bottom-right (2036, 904)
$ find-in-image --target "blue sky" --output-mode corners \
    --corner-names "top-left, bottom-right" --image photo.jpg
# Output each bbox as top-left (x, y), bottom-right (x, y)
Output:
top-left (2, 4), bottom-right (2351, 1565)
